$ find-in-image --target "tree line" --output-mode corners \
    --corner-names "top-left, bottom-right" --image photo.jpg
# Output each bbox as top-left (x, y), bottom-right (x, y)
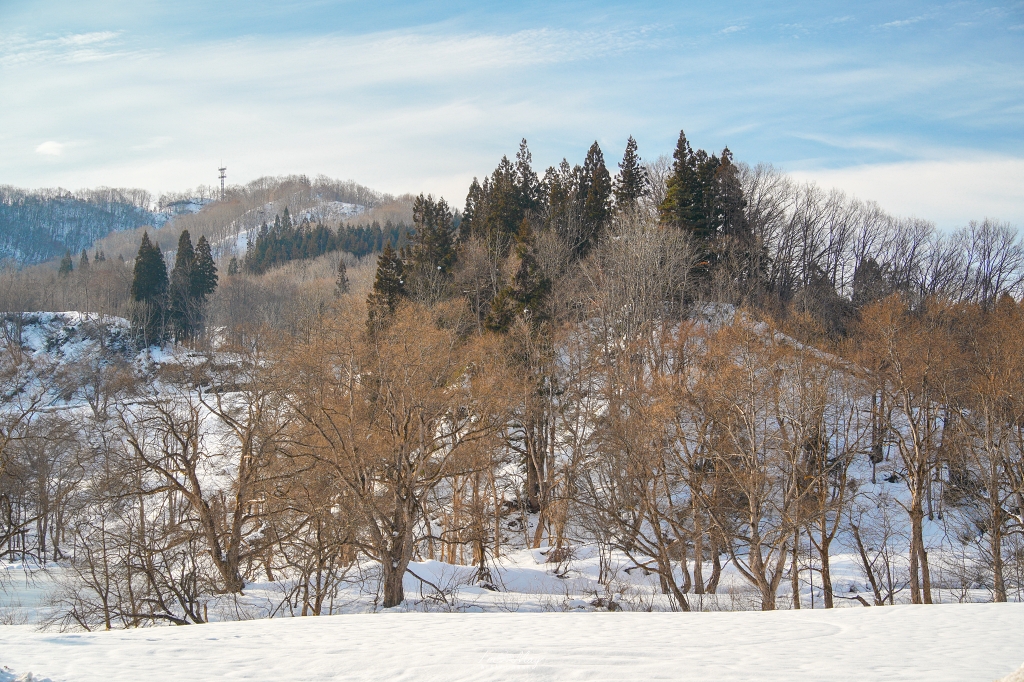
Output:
top-left (240, 208), bottom-right (410, 275)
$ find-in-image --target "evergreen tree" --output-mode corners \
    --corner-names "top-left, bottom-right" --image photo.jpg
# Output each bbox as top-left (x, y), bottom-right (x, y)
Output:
top-left (411, 194), bottom-right (457, 274)
top-left (168, 231), bottom-right (217, 341)
top-left (485, 220), bottom-right (551, 332)
top-left (193, 236), bottom-right (218, 300)
top-left (614, 136), bottom-right (650, 211)
top-left (692, 149), bottom-right (721, 241)
top-left (575, 141), bottom-right (612, 259)
top-left (58, 250), bottom-right (73, 277)
top-left (130, 232), bottom-right (168, 344)
top-left (79, 249), bottom-right (90, 272)
top-left (709, 147), bottom-right (759, 288)
top-left (94, 249), bottom-right (106, 263)
top-left (366, 243), bottom-right (405, 331)
top-left (660, 130), bottom-right (699, 230)
top-left (459, 143), bottom-right (539, 254)
top-left (852, 257), bottom-right (890, 308)
top-left (227, 256), bottom-right (239, 276)
top-left (544, 159), bottom-right (577, 244)
top-left (514, 139), bottom-right (542, 216)
top-left (169, 230), bottom-right (197, 340)
top-left (713, 148), bottom-right (748, 240)
top-left (482, 156), bottom-right (522, 247)
top-left (335, 256), bottom-right (349, 296)
top-left (461, 178), bottom-right (483, 241)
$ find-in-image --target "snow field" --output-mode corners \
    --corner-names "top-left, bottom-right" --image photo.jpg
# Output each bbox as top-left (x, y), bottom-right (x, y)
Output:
top-left (0, 604), bottom-right (1022, 682)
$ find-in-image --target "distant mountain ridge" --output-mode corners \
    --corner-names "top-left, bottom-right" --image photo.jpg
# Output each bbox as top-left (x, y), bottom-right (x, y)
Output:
top-left (0, 186), bottom-right (157, 265)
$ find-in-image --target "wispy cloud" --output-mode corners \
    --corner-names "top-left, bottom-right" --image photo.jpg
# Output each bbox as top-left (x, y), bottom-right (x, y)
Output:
top-left (0, 31), bottom-right (150, 67)
top-left (721, 25), bottom-right (745, 34)
top-left (879, 16), bottom-right (925, 29)
top-left (35, 141), bottom-right (64, 156)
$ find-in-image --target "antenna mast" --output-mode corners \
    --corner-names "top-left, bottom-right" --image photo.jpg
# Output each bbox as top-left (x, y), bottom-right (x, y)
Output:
top-left (218, 165), bottom-right (227, 200)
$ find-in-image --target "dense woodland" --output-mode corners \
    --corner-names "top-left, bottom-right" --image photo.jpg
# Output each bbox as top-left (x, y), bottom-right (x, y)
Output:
top-left (0, 186), bottom-right (156, 265)
top-left (2, 132), bottom-right (1024, 628)
top-left (242, 208), bottom-right (411, 275)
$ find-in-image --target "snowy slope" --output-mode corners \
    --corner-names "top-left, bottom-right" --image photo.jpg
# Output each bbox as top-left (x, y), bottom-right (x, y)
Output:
top-left (0, 604), bottom-right (1022, 682)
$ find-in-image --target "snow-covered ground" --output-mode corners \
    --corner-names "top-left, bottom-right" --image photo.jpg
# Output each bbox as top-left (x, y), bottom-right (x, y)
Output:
top-left (0, 604), bottom-right (1021, 682)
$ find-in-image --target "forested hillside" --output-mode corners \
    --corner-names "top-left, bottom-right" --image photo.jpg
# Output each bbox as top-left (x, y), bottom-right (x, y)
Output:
top-left (0, 186), bottom-right (156, 265)
top-left (2, 132), bottom-right (1024, 629)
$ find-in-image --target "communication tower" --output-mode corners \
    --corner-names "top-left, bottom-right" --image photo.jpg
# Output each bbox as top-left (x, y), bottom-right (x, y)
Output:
top-left (218, 165), bottom-right (227, 200)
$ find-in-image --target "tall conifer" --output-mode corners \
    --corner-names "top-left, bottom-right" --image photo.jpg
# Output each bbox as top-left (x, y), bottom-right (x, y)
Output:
top-left (58, 250), bottom-right (73, 277)
top-left (660, 130), bottom-right (698, 229)
top-left (193, 236), bottom-right (218, 300)
top-left (169, 230), bottom-right (197, 340)
top-left (574, 142), bottom-right (612, 259)
top-left (366, 243), bottom-right (405, 331)
top-left (131, 232), bottom-right (168, 344)
top-left (614, 136), bottom-right (650, 210)
top-left (335, 256), bottom-right (349, 296)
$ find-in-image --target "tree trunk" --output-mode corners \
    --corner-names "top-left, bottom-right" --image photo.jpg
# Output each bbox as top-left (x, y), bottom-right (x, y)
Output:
top-left (851, 523), bottom-right (884, 606)
top-left (992, 521), bottom-right (1006, 602)
top-left (382, 559), bottom-right (407, 608)
top-left (909, 503), bottom-right (923, 604)
top-left (791, 529), bottom-right (801, 609)
top-left (693, 507), bottom-right (705, 595)
top-left (524, 420), bottom-right (545, 514)
top-left (908, 499), bottom-right (934, 604)
top-left (708, 539), bottom-right (722, 594)
top-left (820, 535), bottom-right (834, 609)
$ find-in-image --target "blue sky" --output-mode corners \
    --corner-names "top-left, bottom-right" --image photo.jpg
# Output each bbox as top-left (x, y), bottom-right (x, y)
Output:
top-left (1, 1), bottom-right (1022, 228)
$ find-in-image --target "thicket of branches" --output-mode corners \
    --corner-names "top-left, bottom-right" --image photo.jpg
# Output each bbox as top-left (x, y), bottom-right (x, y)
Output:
top-left (2, 133), bottom-right (1024, 628)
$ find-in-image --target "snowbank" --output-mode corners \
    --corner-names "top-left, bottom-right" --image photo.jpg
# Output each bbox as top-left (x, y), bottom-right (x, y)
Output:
top-left (1, 604), bottom-right (1021, 682)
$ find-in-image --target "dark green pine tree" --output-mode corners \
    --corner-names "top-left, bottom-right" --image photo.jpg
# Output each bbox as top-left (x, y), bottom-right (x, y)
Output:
top-left (713, 147), bottom-right (749, 240)
top-left (710, 147), bottom-right (759, 286)
top-left (852, 257), bottom-right (889, 309)
top-left (485, 220), bottom-right (551, 333)
top-left (335, 256), bottom-right (349, 296)
top-left (58, 250), bottom-right (74, 277)
top-left (514, 139), bottom-right (542, 216)
top-left (460, 178), bottom-right (483, 242)
top-left (482, 156), bottom-right (524, 248)
top-left (575, 141), bottom-right (612, 259)
top-left (410, 194), bottom-right (457, 276)
top-left (366, 243), bottom-right (406, 331)
top-left (192, 235), bottom-right (218, 301)
top-left (544, 159), bottom-right (576, 242)
top-left (614, 136), bottom-right (650, 211)
top-left (169, 230), bottom-right (197, 340)
top-left (79, 249), bottom-right (90, 272)
top-left (458, 140), bottom-right (539, 253)
top-left (692, 149), bottom-right (721, 242)
top-left (227, 256), bottom-right (239, 276)
top-left (660, 130), bottom-right (699, 230)
top-left (130, 232), bottom-right (169, 344)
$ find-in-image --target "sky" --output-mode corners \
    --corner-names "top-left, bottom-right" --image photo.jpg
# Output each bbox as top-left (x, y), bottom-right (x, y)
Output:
top-left (1, 0), bottom-right (1022, 229)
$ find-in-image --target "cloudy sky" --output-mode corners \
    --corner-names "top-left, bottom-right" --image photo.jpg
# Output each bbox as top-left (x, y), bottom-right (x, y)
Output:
top-left (2, 0), bottom-right (1022, 228)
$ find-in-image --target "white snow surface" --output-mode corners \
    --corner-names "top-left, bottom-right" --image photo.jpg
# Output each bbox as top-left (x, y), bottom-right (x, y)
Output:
top-left (0, 604), bottom-right (1021, 681)
top-left (1001, 663), bottom-right (1024, 682)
